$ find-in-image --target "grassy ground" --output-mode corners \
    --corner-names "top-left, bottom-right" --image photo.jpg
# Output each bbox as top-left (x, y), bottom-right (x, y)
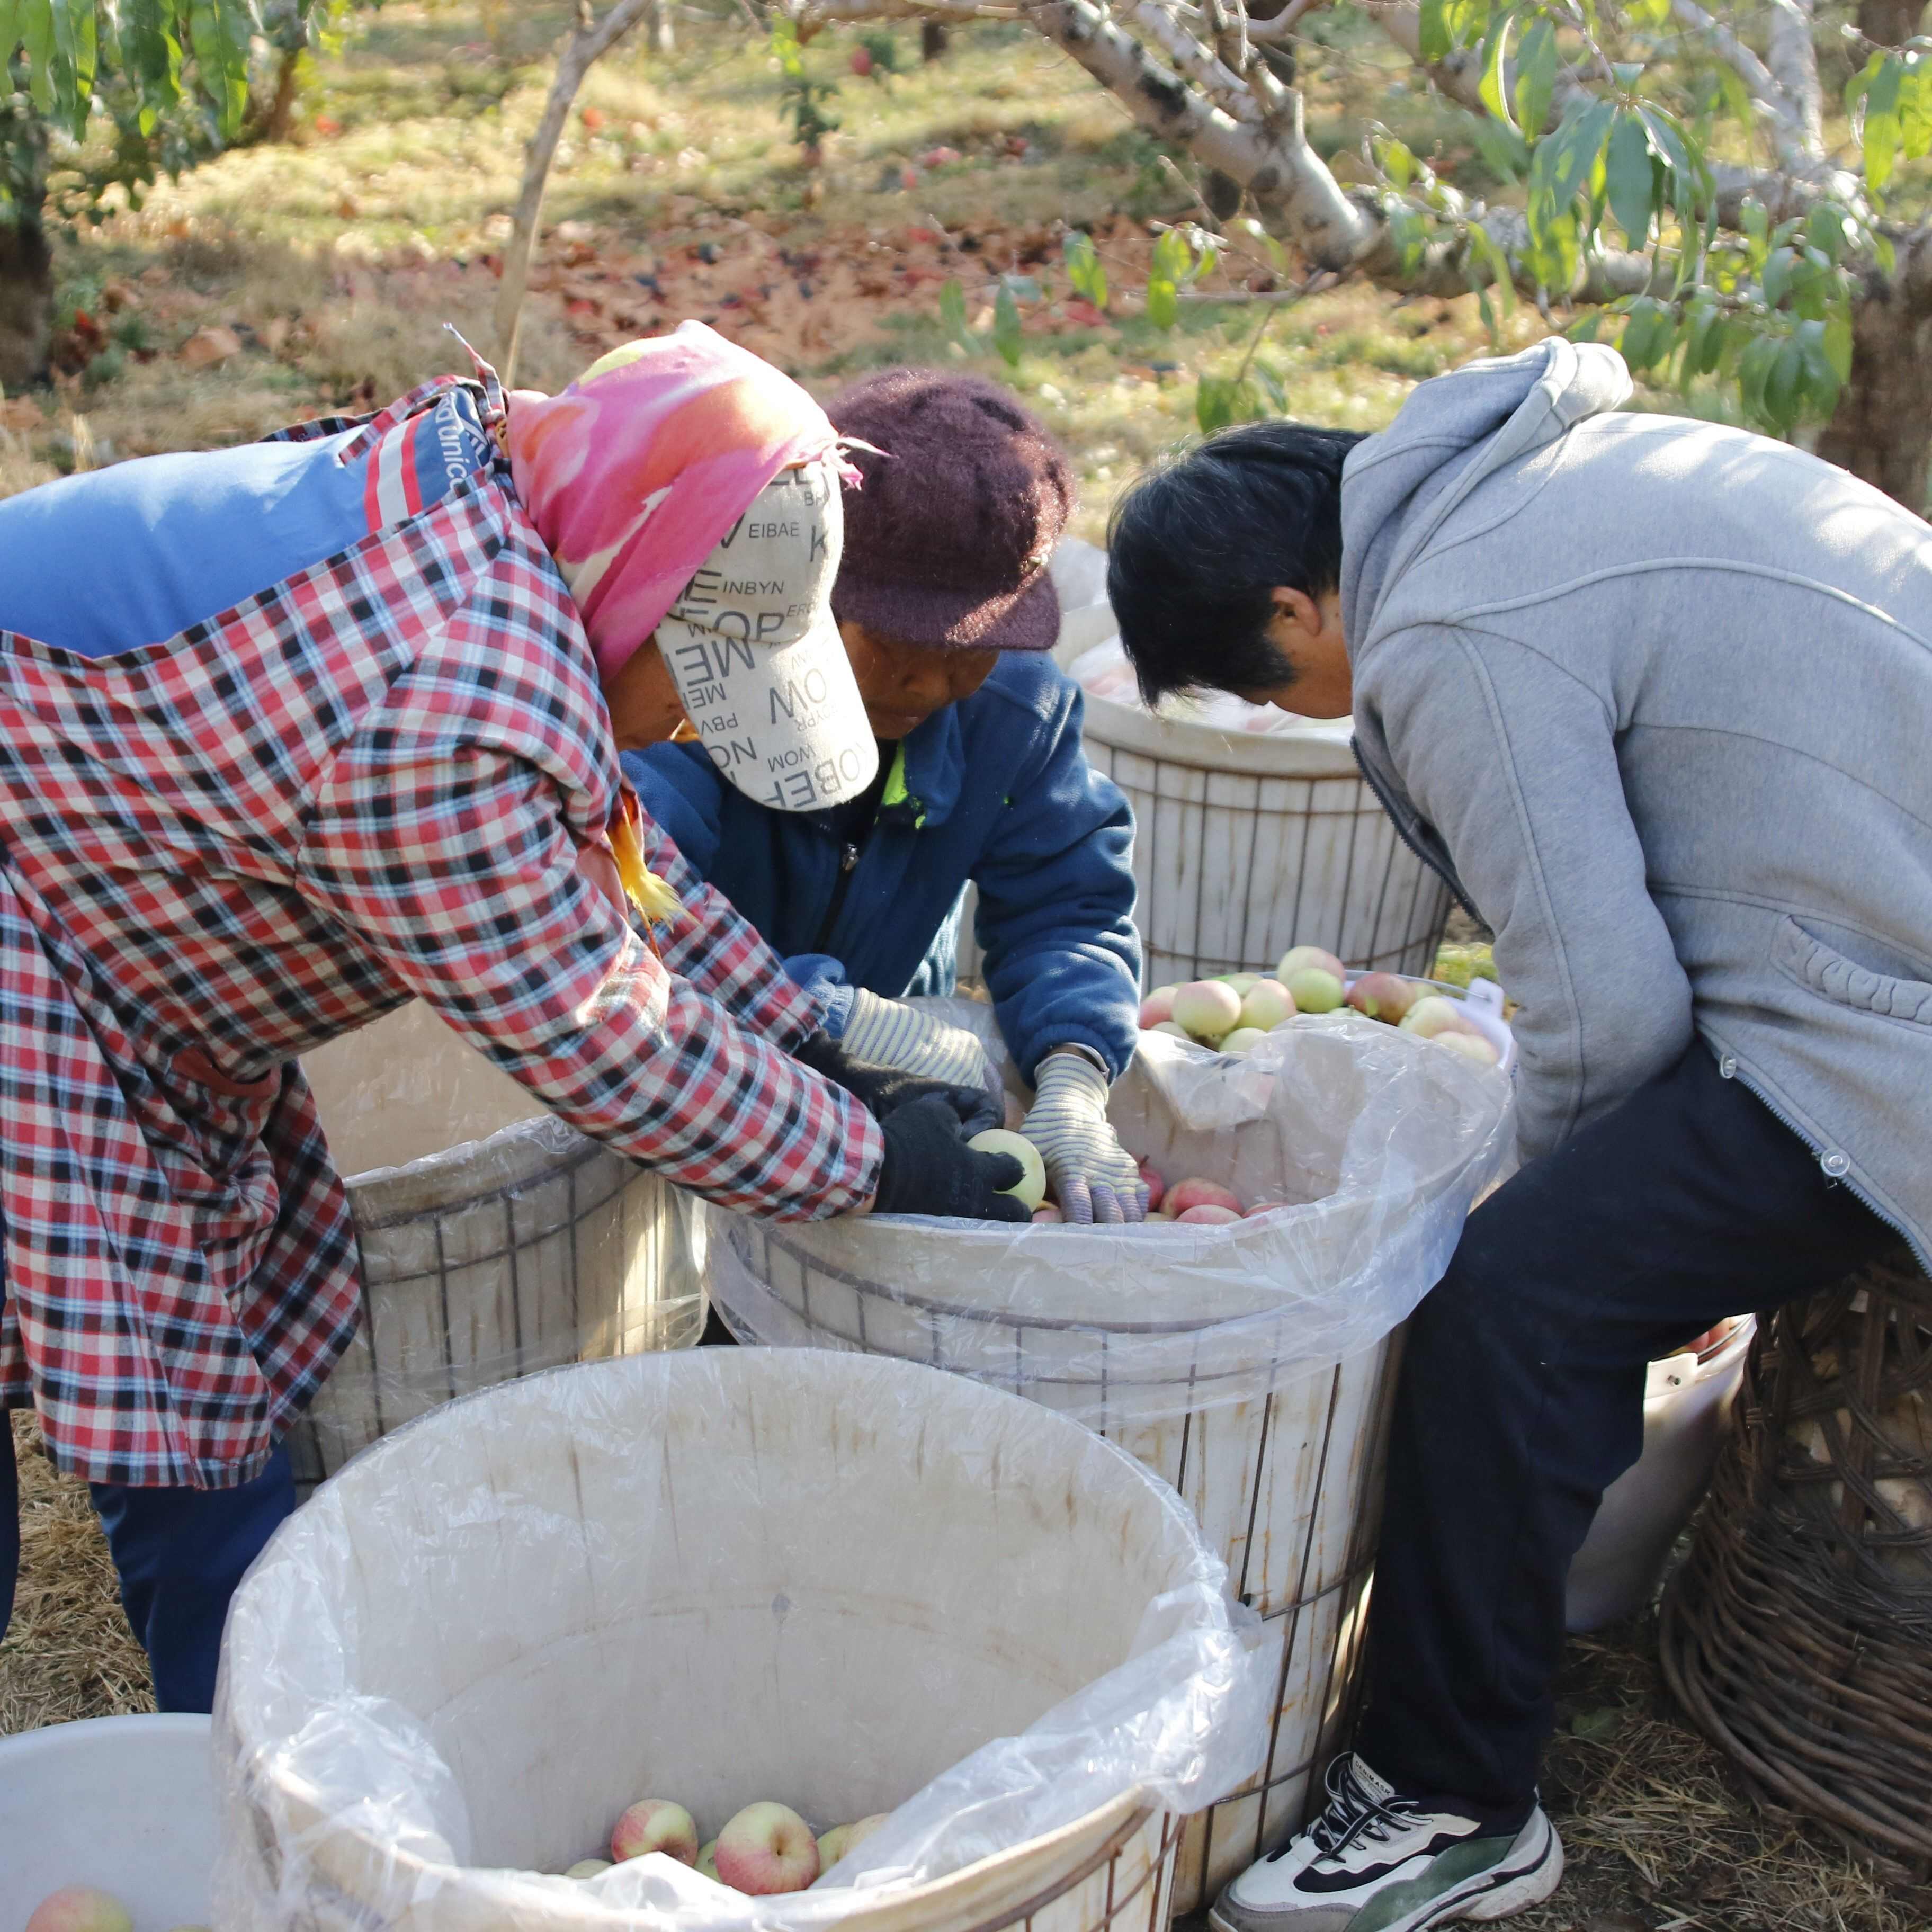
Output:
top-left (3, 10), bottom-right (1928, 1927)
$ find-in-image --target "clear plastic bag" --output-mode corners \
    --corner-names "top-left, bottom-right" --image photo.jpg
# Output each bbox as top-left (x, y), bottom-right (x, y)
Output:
top-left (709, 1004), bottom-right (1514, 1428)
top-left (213, 1349), bottom-right (1273, 1931)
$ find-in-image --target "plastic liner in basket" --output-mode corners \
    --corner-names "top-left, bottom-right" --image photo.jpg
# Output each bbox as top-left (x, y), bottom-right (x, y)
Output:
top-left (708, 1006), bottom-right (1514, 1429)
top-left (213, 1350), bottom-right (1272, 1932)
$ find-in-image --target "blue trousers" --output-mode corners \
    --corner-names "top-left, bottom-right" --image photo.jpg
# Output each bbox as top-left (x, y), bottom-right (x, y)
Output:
top-left (3, 1295), bottom-right (295, 1713)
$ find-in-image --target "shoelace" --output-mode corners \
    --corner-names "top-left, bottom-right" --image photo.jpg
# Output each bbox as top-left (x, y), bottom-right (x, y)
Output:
top-left (1301, 1758), bottom-right (1427, 1866)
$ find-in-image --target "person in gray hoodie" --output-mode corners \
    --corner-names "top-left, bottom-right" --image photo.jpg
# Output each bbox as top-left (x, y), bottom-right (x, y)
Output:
top-left (1104, 337), bottom-right (1928, 1932)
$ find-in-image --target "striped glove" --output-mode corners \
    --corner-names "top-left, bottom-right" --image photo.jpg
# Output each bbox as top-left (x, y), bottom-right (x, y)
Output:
top-left (1021, 1050), bottom-right (1147, 1225)
top-left (837, 988), bottom-right (998, 1096)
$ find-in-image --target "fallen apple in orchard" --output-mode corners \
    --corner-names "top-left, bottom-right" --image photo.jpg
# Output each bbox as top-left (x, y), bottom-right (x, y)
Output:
top-left (26, 1891), bottom-right (133, 1932)
top-left (1277, 944), bottom-right (1345, 985)
top-left (1399, 994), bottom-right (1476, 1040)
top-left (1167, 1176), bottom-right (1241, 1217)
top-left (1346, 971), bottom-right (1418, 1024)
top-left (1177, 1204), bottom-right (1241, 1224)
top-left (715, 1801), bottom-right (822, 1894)
top-left (1138, 1161), bottom-right (1165, 1210)
top-left (698, 1840), bottom-right (721, 1882)
top-left (1139, 988), bottom-right (1176, 1027)
top-left (968, 1128), bottom-right (1048, 1211)
top-left (1219, 1026), bottom-right (1269, 1053)
top-left (566, 1859), bottom-right (613, 1880)
top-left (1283, 965), bottom-right (1345, 1014)
top-left (1032, 1203), bottom-right (1063, 1223)
top-left (1433, 1029), bottom-right (1501, 1066)
top-left (612, 1797), bottom-right (699, 1865)
top-left (1171, 979), bottom-right (1243, 1041)
top-left (1239, 979), bottom-right (1296, 1030)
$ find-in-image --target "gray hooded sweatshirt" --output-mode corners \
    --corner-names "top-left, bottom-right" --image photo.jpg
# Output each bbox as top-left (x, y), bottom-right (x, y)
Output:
top-left (1343, 338), bottom-right (1932, 1269)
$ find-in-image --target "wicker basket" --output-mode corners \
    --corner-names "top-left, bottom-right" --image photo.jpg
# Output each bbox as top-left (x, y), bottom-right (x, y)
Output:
top-left (1659, 1250), bottom-right (1932, 1877)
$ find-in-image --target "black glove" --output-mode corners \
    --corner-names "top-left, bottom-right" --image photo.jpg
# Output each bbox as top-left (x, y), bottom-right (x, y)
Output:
top-left (873, 1094), bottom-right (1032, 1222)
top-left (796, 1030), bottom-right (1000, 1135)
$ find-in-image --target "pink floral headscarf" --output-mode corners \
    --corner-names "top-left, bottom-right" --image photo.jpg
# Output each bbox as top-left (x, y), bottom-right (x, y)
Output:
top-left (506, 321), bottom-right (842, 681)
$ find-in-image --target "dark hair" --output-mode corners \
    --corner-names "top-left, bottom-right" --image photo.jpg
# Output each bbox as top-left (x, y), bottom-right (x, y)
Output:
top-left (1105, 421), bottom-right (1368, 706)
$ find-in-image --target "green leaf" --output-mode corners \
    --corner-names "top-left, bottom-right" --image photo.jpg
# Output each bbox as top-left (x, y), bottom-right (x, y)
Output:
top-left (1740, 198), bottom-right (1768, 247)
top-left (1566, 309), bottom-right (1603, 343)
top-left (1617, 294), bottom-right (1673, 372)
top-left (19, 2), bottom-right (56, 113)
top-left (1062, 231), bottom-right (1109, 311)
top-left (1795, 317), bottom-right (1842, 417)
top-left (1513, 16), bottom-right (1558, 137)
top-left (1804, 201), bottom-right (1848, 263)
top-left (189, 0), bottom-right (254, 140)
top-left (1236, 214), bottom-right (1291, 272)
top-left (1570, 1707), bottom-right (1622, 1741)
top-left (1381, 135), bottom-right (1417, 188)
top-left (1480, 13), bottom-right (1517, 132)
top-left (1626, 0), bottom-right (1671, 26)
top-left (938, 276), bottom-right (971, 346)
top-left (1146, 274), bottom-right (1178, 329)
top-left (1760, 244), bottom-right (1796, 310)
top-left (1419, 0), bottom-right (1452, 62)
top-left (50, 0), bottom-right (99, 134)
top-left (1764, 332), bottom-right (1804, 432)
top-left (1151, 228), bottom-right (1191, 282)
top-left (993, 282), bottom-right (1023, 368)
top-left (1823, 311), bottom-right (1854, 383)
top-left (1196, 373), bottom-right (1241, 433)
top-left (1737, 329), bottom-right (1780, 427)
top-left (1604, 112), bottom-right (1656, 245)
top-left (1466, 220), bottom-right (1517, 314)
top-left (1852, 52), bottom-right (1904, 196)
top-left (1468, 111), bottom-right (1531, 180)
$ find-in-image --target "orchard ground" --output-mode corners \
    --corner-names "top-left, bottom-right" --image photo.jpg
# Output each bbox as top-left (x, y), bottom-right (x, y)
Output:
top-left (2, 6), bottom-right (1928, 1928)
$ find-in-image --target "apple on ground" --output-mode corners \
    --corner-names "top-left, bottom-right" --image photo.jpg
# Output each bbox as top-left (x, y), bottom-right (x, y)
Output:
top-left (1171, 979), bottom-right (1243, 1042)
top-left (1277, 944), bottom-right (1345, 984)
top-left (1166, 1177), bottom-right (1241, 1216)
top-left (1139, 987), bottom-right (1176, 1027)
top-left (1239, 979), bottom-right (1296, 1030)
top-left (26, 1891), bottom-right (133, 1932)
top-left (1346, 972), bottom-right (1418, 1024)
top-left (715, 1801), bottom-right (822, 1894)
top-left (566, 1859), bottom-right (613, 1880)
top-left (1399, 995), bottom-right (1477, 1040)
top-left (968, 1128), bottom-right (1048, 1211)
top-left (611, 1797), bottom-right (699, 1865)
top-left (1177, 1204), bottom-right (1241, 1224)
top-left (1219, 1026), bottom-right (1269, 1053)
top-left (1138, 1161), bottom-right (1165, 1210)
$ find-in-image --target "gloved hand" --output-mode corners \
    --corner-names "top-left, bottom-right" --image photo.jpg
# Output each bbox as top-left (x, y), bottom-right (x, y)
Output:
top-left (873, 1094), bottom-right (1031, 1222)
top-left (795, 1031), bottom-right (1001, 1136)
top-left (836, 988), bottom-right (998, 1096)
top-left (1022, 1050), bottom-right (1147, 1225)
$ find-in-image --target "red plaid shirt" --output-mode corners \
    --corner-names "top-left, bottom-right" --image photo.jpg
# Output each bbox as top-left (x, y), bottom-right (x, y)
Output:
top-left (0, 370), bottom-right (881, 1490)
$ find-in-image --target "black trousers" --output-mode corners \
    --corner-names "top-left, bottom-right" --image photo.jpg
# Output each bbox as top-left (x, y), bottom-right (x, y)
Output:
top-left (1354, 1041), bottom-right (1902, 1817)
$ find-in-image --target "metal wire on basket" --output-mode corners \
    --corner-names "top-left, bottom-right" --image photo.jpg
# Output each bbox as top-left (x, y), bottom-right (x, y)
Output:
top-left (1659, 1250), bottom-right (1932, 1880)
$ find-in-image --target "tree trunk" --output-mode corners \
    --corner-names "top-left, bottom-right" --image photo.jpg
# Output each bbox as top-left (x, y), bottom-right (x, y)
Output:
top-left (0, 215), bottom-right (52, 390)
top-left (259, 48), bottom-right (303, 142)
top-left (922, 22), bottom-right (950, 59)
top-left (646, 0), bottom-right (676, 53)
top-left (1858, 0), bottom-right (1924, 42)
top-left (1815, 286), bottom-right (1932, 514)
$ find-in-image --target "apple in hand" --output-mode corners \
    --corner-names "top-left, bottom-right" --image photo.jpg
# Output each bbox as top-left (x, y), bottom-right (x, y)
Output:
top-left (1346, 972), bottom-right (1417, 1024)
top-left (968, 1128), bottom-right (1048, 1211)
top-left (611, 1797), bottom-right (699, 1865)
top-left (26, 1892), bottom-right (132, 1932)
top-left (1239, 979), bottom-right (1296, 1031)
top-left (1171, 980), bottom-right (1243, 1042)
top-left (715, 1801), bottom-right (822, 1894)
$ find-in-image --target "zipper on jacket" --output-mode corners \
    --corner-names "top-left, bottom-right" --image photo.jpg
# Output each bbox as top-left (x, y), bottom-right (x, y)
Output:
top-left (810, 838), bottom-right (864, 954)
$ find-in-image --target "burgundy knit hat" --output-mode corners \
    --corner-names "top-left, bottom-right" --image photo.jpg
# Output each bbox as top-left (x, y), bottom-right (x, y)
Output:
top-left (826, 368), bottom-right (1075, 652)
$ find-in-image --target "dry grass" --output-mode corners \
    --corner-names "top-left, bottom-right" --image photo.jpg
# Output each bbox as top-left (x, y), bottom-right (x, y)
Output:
top-left (0, 1412), bottom-right (153, 1735)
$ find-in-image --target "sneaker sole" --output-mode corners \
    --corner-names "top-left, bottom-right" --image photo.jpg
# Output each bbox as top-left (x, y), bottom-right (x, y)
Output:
top-left (1205, 1815), bottom-right (1564, 1932)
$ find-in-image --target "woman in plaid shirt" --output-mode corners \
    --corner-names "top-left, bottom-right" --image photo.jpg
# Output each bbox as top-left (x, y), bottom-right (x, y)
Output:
top-left (0, 324), bottom-right (1026, 1711)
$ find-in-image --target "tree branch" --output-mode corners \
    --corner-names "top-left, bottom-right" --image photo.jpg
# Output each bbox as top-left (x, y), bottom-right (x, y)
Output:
top-left (1668, 0), bottom-right (1814, 172)
top-left (1763, 0), bottom-right (1826, 160)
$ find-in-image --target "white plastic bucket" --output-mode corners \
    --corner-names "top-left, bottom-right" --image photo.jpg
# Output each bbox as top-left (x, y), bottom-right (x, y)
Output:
top-left (214, 1350), bottom-right (1266, 1932)
top-left (290, 1003), bottom-right (701, 1489)
top-left (949, 543), bottom-right (1453, 991)
top-left (1566, 1317), bottom-right (1757, 1631)
top-left (0, 1714), bottom-right (215, 1931)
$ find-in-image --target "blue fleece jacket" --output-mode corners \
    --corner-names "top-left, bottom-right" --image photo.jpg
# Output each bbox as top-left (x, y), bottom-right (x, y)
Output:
top-left (623, 654), bottom-right (1141, 1081)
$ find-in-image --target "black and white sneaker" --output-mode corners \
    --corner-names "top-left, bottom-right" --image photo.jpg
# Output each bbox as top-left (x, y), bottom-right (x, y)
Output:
top-left (1209, 1754), bottom-right (1563, 1932)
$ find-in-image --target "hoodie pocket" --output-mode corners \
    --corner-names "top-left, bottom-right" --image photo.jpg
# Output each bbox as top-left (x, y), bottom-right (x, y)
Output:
top-left (1772, 915), bottom-right (1932, 1027)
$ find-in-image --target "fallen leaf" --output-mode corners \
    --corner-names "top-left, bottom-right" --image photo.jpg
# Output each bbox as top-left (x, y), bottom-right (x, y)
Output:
top-left (0, 395), bottom-right (43, 431)
top-left (336, 193), bottom-right (361, 219)
top-left (178, 324), bottom-right (243, 369)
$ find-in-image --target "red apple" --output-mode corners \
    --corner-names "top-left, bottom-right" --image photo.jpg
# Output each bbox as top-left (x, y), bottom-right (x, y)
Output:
top-left (1167, 1177), bottom-right (1240, 1217)
top-left (1346, 972), bottom-right (1418, 1024)
top-left (1176, 1204), bottom-right (1240, 1224)
top-left (1138, 1161), bottom-right (1165, 1211)
top-left (716, 1802), bottom-right (821, 1894)
top-left (612, 1797), bottom-right (699, 1865)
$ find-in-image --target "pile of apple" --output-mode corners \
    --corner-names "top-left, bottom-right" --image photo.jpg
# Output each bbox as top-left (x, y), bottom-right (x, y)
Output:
top-left (1139, 944), bottom-right (1501, 1069)
top-left (560, 1795), bottom-right (892, 1892)
top-left (24, 1890), bottom-right (202, 1932)
top-left (961, 1126), bottom-right (1276, 1227)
